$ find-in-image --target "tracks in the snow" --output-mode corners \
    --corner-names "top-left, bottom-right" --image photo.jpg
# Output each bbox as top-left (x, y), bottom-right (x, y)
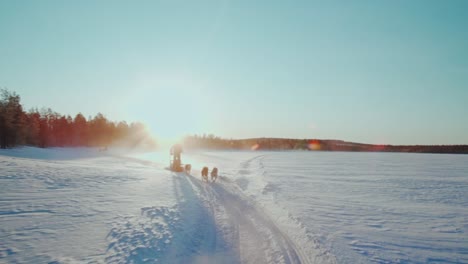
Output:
top-left (185, 172), bottom-right (311, 264)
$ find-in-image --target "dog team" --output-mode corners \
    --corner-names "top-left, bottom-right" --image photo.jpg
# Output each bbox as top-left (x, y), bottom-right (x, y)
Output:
top-left (201, 166), bottom-right (218, 182)
top-left (183, 164), bottom-right (218, 182)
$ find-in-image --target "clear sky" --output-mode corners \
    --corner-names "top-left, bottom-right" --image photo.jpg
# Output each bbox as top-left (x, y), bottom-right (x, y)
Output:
top-left (1, 0), bottom-right (467, 145)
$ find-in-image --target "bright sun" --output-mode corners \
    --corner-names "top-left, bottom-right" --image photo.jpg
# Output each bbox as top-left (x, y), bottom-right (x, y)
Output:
top-left (129, 71), bottom-right (214, 146)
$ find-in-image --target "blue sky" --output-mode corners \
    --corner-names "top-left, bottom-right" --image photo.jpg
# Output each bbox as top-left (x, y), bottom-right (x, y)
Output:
top-left (1, 0), bottom-right (467, 144)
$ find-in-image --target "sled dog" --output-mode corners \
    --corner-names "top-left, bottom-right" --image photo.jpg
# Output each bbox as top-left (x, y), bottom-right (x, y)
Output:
top-left (211, 167), bottom-right (218, 182)
top-left (185, 164), bottom-right (191, 174)
top-left (201, 166), bottom-right (209, 182)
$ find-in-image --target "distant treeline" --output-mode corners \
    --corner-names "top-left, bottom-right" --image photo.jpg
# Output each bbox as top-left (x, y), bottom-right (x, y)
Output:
top-left (0, 89), bottom-right (156, 149)
top-left (184, 135), bottom-right (468, 154)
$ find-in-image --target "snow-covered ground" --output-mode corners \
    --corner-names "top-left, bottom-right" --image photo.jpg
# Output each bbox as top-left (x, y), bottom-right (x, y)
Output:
top-left (1, 148), bottom-right (467, 263)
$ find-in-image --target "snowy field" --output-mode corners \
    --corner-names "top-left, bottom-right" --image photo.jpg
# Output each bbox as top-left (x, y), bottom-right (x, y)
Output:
top-left (0, 148), bottom-right (467, 263)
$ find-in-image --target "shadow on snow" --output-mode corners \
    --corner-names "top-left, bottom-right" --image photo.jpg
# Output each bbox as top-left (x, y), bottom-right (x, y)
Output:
top-left (105, 171), bottom-right (238, 264)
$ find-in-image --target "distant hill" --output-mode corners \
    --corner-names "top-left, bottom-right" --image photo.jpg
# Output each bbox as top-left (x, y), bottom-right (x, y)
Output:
top-left (183, 135), bottom-right (468, 154)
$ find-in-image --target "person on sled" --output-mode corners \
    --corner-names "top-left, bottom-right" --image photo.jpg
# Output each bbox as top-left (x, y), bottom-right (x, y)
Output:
top-left (170, 144), bottom-right (183, 169)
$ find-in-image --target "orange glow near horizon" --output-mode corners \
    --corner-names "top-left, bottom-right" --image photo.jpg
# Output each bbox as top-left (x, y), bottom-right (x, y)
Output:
top-left (372, 144), bottom-right (386, 151)
top-left (308, 140), bottom-right (321, 150)
top-left (251, 143), bottom-right (260, 151)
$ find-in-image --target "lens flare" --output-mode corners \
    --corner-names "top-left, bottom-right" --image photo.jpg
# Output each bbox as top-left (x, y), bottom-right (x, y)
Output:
top-left (308, 140), bottom-right (321, 150)
top-left (372, 144), bottom-right (386, 151)
top-left (251, 143), bottom-right (260, 151)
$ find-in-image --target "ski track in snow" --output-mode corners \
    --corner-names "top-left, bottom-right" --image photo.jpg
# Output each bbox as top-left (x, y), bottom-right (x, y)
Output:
top-left (186, 174), bottom-right (314, 264)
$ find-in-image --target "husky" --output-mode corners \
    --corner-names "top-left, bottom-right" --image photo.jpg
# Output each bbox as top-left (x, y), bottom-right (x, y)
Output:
top-left (185, 164), bottom-right (191, 174)
top-left (211, 167), bottom-right (218, 182)
top-left (201, 166), bottom-right (209, 182)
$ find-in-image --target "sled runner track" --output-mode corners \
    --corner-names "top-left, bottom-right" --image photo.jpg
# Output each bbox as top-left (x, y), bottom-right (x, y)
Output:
top-left (239, 155), bottom-right (266, 170)
top-left (186, 175), bottom-right (312, 264)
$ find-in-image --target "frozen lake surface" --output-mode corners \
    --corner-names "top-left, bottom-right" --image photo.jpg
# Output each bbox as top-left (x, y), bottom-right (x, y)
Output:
top-left (1, 148), bottom-right (467, 263)
top-left (228, 152), bottom-right (468, 263)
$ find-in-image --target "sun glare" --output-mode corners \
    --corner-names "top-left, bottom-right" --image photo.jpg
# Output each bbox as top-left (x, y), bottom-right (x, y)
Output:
top-left (130, 72), bottom-right (214, 146)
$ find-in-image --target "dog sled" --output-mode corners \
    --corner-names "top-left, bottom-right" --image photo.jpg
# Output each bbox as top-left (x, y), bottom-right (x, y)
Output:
top-left (169, 144), bottom-right (191, 173)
